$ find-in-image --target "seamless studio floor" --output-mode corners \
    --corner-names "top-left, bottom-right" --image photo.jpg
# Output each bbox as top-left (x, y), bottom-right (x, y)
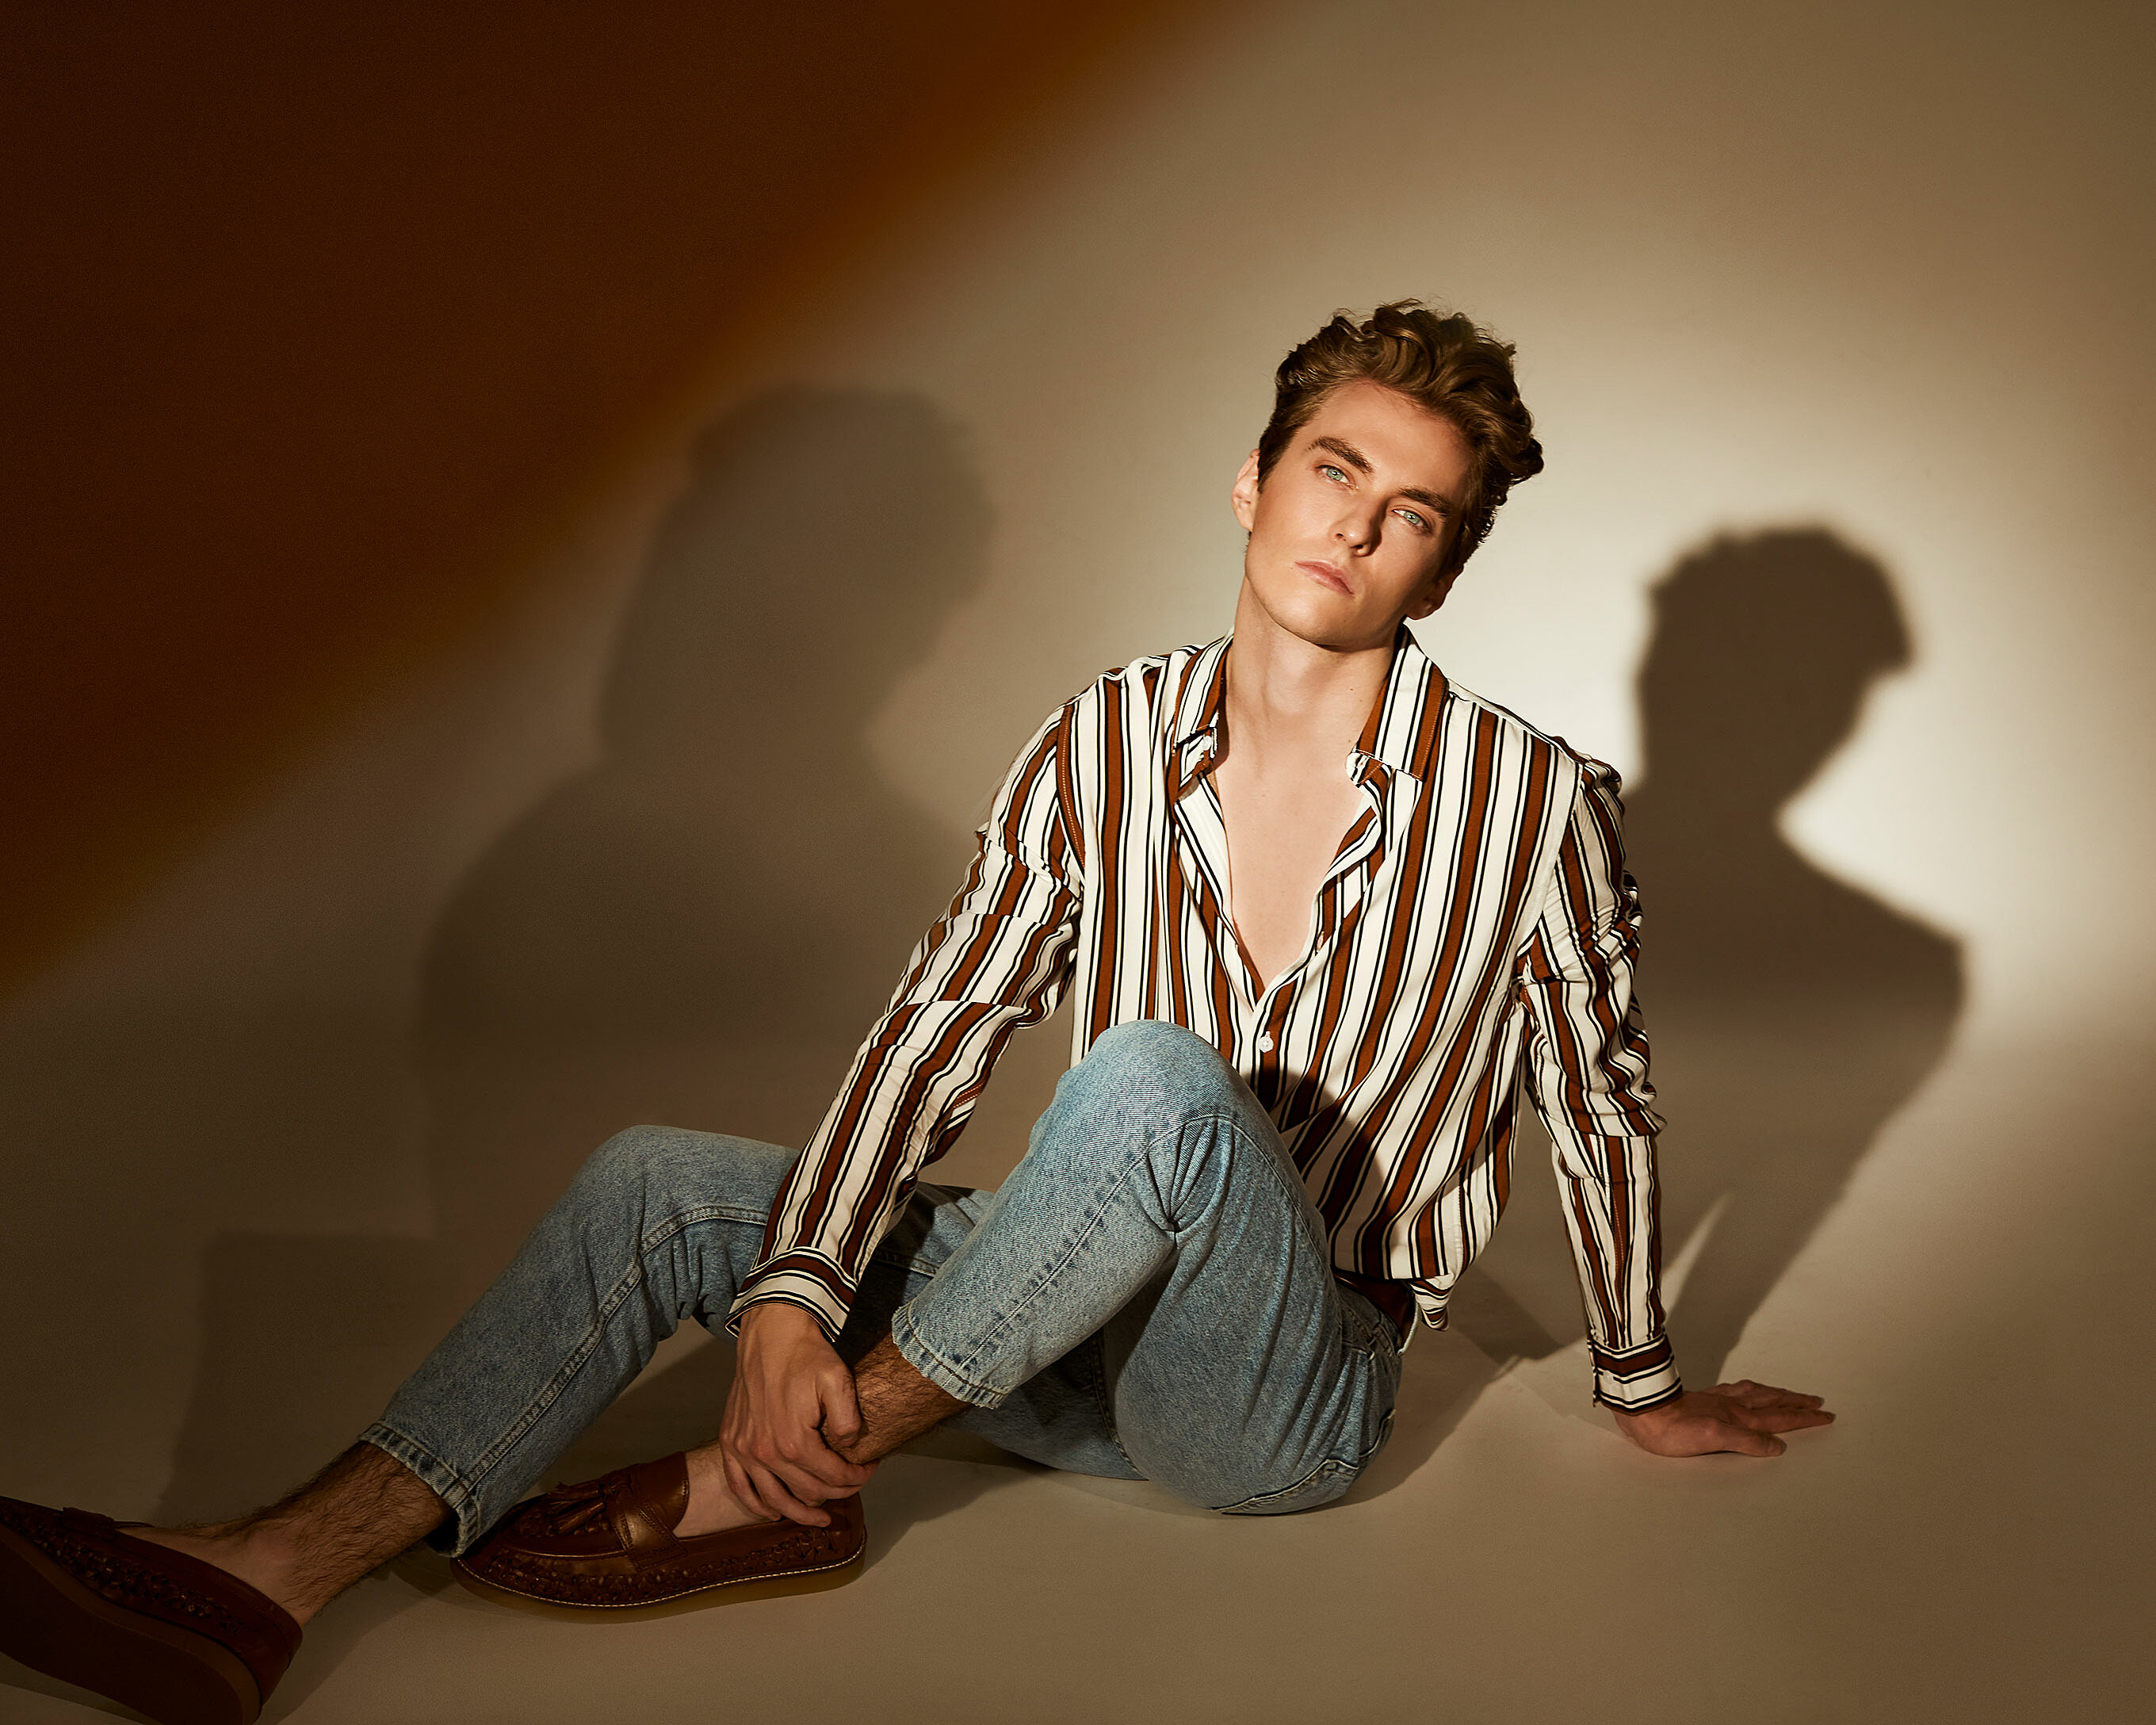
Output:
top-left (3, 1006), bottom-right (2148, 1724)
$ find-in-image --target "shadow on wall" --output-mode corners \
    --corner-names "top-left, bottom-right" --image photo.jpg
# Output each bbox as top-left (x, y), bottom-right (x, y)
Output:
top-left (159, 389), bottom-right (1002, 1540)
top-left (1461, 528), bottom-right (1964, 1387)
top-left (415, 387), bottom-right (992, 1277)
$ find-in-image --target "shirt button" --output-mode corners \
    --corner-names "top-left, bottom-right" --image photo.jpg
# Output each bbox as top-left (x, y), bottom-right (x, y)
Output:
top-left (1258, 1034), bottom-right (1275, 1053)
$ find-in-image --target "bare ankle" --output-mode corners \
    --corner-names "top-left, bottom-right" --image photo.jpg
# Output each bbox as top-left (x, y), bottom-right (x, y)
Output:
top-left (676, 1446), bottom-right (770, 1538)
top-left (136, 1443), bottom-right (445, 1627)
top-left (845, 1335), bottom-right (967, 1465)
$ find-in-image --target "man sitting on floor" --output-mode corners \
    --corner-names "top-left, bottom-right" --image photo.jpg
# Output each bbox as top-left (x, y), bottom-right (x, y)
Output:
top-left (1, 301), bottom-right (1831, 1725)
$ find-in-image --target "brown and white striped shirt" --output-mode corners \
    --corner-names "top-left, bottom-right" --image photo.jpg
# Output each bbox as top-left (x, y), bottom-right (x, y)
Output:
top-left (732, 627), bottom-right (1679, 1410)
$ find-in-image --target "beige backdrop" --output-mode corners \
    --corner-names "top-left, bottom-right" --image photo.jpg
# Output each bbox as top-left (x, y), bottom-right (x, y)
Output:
top-left (4, 2), bottom-right (2150, 1721)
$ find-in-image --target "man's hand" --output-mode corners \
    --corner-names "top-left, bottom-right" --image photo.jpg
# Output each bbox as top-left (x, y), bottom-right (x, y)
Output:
top-left (1611, 1379), bottom-right (1834, 1458)
top-left (721, 1302), bottom-right (877, 1526)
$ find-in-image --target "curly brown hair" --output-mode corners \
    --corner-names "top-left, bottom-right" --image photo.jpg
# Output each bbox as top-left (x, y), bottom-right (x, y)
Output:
top-left (1256, 300), bottom-right (1545, 576)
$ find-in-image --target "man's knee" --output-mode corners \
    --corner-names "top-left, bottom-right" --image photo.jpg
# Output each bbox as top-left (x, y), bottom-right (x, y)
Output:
top-left (1059, 1019), bottom-right (1245, 1121)
top-left (575, 1124), bottom-right (689, 1199)
top-left (569, 1126), bottom-right (786, 1221)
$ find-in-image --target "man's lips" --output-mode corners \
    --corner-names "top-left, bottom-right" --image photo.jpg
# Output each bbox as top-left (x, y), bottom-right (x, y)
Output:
top-left (1295, 559), bottom-right (1353, 595)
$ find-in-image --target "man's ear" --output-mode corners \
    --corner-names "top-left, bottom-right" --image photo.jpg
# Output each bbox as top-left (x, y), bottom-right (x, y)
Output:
top-left (1229, 449), bottom-right (1262, 531)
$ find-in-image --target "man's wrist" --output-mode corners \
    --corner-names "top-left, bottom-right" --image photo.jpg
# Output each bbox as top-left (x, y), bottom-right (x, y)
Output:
top-left (1611, 1398), bottom-right (1679, 1425)
top-left (737, 1297), bottom-right (828, 1342)
top-left (728, 1255), bottom-right (854, 1341)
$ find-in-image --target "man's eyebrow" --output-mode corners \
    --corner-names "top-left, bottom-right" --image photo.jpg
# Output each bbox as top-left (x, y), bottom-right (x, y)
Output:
top-left (1311, 434), bottom-right (1458, 513)
top-left (1310, 435), bottom-right (1373, 474)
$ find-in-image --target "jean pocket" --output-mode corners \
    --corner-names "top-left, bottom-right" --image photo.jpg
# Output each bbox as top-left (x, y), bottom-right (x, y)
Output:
top-left (1214, 1455), bottom-right (1363, 1517)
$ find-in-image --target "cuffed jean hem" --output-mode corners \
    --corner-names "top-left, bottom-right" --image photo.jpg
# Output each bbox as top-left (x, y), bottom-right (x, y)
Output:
top-left (356, 1422), bottom-right (495, 1558)
top-left (887, 1304), bottom-right (1014, 1409)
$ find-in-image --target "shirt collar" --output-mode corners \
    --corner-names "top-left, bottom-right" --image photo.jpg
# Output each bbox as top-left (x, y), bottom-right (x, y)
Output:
top-left (1172, 625), bottom-right (1447, 782)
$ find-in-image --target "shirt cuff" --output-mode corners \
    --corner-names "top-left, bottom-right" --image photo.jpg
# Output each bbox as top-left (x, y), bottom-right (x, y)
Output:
top-left (724, 1251), bottom-right (854, 1342)
top-left (1589, 1335), bottom-right (1682, 1411)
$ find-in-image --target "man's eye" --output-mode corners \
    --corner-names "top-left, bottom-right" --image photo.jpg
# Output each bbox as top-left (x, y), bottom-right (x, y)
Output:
top-left (1396, 508), bottom-right (1429, 532)
top-left (1319, 464), bottom-right (1348, 482)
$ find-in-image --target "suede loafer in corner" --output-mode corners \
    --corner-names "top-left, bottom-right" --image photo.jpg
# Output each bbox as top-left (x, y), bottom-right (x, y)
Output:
top-left (0, 1494), bottom-right (302, 1725)
top-left (452, 1452), bottom-right (865, 1616)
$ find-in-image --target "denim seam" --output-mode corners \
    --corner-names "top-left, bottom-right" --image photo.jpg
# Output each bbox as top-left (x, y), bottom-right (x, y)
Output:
top-left (357, 1425), bottom-right (495, 1556)
top-left (899, 1107), bottom-right (1250, 1399)
top-left (457, 1206), bottom-right (747, 1500)
top-left (1215, 1456), bottom-right (1357, 1515)
top-left (1198, 1125), bottom-right (1397, 1516)
top-left (1198, 1113), bottom-right (1317, 1246)
top-left (923, 1136), bottom-right (1167, 1390)
top-left (1208, 1413), bottom-right (1394, 1515)
top-left (1215, 1410), bottom-right (1395, 1517)
top-left (357, 1423), bottom-right (469, 1509)
top-left (1080, 1334), bottom-right (1143, 1476)
top-left (888, 1305), bottom-right (1007, 1406)
top-left (930, 1104), bottom-right (1340, 1452)
top-left (1229, 1125), bottom-right (1405, 1393)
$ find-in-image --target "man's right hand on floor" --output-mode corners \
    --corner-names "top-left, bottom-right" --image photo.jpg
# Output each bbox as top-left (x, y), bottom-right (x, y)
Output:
top-left (721, 1302), bottom-right (877, 1526)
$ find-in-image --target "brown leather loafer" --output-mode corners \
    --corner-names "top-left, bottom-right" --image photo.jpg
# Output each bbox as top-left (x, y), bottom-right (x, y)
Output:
top-left (453, 1452), bottom-right (865, 1615)
top-left (0, 1495), bottom-right (302, 1725)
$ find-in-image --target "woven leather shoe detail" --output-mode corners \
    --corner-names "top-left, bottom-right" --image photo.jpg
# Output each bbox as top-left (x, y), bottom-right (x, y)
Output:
top-left (0, 1494), bottom-right (302, 1725)
top-left (453, 1452), bottom-right (865, 1612)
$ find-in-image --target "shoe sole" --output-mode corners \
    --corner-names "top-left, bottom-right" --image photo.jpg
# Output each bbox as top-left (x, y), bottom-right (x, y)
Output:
top-left (0, 1524), bottom-right (263, 1725)
top-left (449, 1547), bottom-right (865, 1621)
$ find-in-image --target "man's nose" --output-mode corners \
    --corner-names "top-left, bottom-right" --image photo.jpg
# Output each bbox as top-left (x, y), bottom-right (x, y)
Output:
top-left (1333, 504), bottom-right (1381, 549)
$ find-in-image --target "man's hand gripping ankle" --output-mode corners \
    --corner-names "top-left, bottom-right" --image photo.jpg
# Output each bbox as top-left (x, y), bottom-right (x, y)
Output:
top-left (719, 1302), bottom-right (877, 1528)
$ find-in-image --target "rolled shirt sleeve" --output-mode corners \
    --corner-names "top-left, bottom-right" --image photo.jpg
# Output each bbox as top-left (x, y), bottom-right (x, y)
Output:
top-left (1516, 758), bottom-right (1680, 1411)
top-left (728, 706), bottom-right (1083, 1340)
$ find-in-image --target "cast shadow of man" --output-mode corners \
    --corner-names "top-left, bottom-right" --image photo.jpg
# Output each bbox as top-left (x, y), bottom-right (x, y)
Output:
top-left (158, 392), bottom-right (1011, 1651)
top-left (1456, 528), bottom-right (1963, 1391)
top-left (410, 386), bottom-right (1025, 1515)
top-left (415, 388), bottom-right (992, 1282)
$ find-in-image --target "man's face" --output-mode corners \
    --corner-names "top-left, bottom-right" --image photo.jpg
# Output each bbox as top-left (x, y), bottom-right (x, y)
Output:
top-left (1231, 380), bottom-right (1474, 653)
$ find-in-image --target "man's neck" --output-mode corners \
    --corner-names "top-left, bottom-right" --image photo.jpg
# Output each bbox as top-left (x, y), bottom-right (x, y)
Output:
top-left (1221, 582), bottom-right (1397, 778)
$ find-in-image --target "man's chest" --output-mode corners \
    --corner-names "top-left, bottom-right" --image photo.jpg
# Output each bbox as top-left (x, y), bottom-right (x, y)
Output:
top-left (1207, 755), bottom-right (1371, 991)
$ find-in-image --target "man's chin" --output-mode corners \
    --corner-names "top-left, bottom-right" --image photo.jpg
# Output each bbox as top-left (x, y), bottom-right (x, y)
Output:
top-left (1237, 570), bottom-right (1412, 656)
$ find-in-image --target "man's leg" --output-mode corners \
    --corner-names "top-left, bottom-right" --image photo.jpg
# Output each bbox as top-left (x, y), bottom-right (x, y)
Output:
top-left (130, 1440), bottom-right (446, 1627)
top-left (887, 1019), bottom-right (1402, 1511)
top-left (132, 1128), bottom-right (946, 1620)
top-left (3, 1125), bottom-right (1007, 1723)
top-left (46, 1016), bottom-right (1386, 1635)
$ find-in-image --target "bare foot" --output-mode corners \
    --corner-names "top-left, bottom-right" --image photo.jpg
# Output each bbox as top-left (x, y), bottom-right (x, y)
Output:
top-left (675, 1444), bottom-right (787, 1538)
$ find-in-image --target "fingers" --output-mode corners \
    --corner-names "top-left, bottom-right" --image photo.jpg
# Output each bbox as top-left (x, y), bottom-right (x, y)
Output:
top-left (1715, 1383), bottom-right (1835, 1435)
top-left (1726, 1425), bottom-right (1787, 1459)
top-left (744, 1461), bottom-right (834, 1528)
top-left (1714, 1380), bottom-right (1829, 1411)
top-left (1738, 1405), bottom-right (1837, 1433)
top-left (721, 1432), bottom-right (847, 1528)
top-left (719, 1449), bottom-right (783, 1525)
top-left (722, 1444), bottom-right (833, 1528)
top-left (820, 1364), bottom-right (864, 1452)
top-left (776, 1432), bottom-right (876, 1494)
top-left (729, 1415), bottom-right (873, 1515)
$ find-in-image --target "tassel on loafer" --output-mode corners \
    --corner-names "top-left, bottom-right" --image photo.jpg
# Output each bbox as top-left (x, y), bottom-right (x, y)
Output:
top-left (451, 1452), bottom-right (865, 1616)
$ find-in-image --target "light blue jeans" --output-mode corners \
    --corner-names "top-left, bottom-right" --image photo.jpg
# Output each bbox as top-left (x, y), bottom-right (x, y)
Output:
top-left (362, 1021), bottom-right (1403, 1555)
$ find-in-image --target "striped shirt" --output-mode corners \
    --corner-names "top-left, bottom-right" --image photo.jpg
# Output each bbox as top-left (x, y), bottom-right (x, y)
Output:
top-left (732, 626), bottom-right (1680, 1411)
